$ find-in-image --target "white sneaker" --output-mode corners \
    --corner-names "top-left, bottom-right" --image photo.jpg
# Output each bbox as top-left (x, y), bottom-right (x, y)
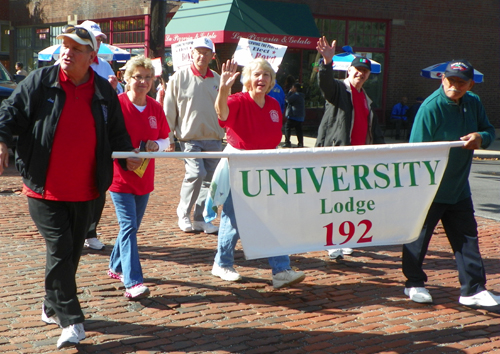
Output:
top-left (178, 216), bottom-right (193, 232)
top-left (212, 263), bottom-right (242, 282)
top-left (459, 290), bottom-right (500, 308)
top-left (342, 248), bottom-right (353, 255)
top-left (124, 284), bottom-right (150, 299)
top-left (84, 238), bottom-right (105, 250)
top-left (272, 269), bottom-right (306, 289)
top-left (56, 323), bottom-right (85, 349)
top-left (108, 269), bottom-right (124, 283)
top-left (192, 221), bottom-right (218, 234)
top-left (328, 249), bottom-right (343, 259)
top-left (41, 304), bottom-right (61, 327)
top-left (404, 287), bottom-right (433, 303)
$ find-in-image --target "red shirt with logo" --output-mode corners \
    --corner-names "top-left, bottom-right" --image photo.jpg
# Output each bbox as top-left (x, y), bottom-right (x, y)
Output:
top-left (23, 68), bottom-right (99, 201)
top-left (109, 94), bottom-right (170, 195)
top-left (350, 84), bottom-right (369, 145)
top-left (220, 92), bottom-right (282, 151)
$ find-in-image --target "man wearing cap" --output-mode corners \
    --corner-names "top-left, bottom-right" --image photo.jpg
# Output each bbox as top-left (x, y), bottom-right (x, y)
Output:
top-left (315, 36), bottom-right (385, 260)
top-left (0, 25), bottom-right (140, 348)
top-left (402, 59), bottom-right (499, 311)
top-left (79, 20), bottom-right (123, 251)
top-left (164, 37), bottom-right (224, 234)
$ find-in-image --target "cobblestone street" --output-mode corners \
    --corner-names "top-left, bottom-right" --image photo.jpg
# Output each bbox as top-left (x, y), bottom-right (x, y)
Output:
top-left (2, 155), bottom-right (500, 353)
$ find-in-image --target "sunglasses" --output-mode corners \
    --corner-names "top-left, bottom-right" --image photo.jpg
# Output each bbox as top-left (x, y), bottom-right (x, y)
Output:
top-left (62, 25), bottom-right (95, 49)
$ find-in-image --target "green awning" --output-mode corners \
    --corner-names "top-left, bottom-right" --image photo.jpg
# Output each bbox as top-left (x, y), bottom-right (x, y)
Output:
top-left (165, 0), bottom-right (320, 49)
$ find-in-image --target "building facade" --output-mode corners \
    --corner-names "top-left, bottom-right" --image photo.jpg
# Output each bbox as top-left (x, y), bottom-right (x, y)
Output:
top-left (4, 0), bottom-right (500, 127)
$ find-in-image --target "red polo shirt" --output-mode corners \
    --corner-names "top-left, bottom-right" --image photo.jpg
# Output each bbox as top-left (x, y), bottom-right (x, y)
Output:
top-left (23, 68), bottom-right (99, 201)
top-left (350, 84), bottom-right (369, 146)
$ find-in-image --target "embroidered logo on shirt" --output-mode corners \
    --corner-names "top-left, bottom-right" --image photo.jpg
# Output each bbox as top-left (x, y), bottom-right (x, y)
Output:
top-left (270, 110), bottom-right (280, 123)
top-left (148, 116), bottom-right (158, 129)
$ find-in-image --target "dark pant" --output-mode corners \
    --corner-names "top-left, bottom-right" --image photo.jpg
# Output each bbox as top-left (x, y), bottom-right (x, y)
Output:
top-left (402, 197), bottom-right (486, 296)
top-left (86, 192), bottom-right (106, 239)
top-left (284, 119), bottom-right (304, 147)
top-left (390, 118), bottom-right (407, 139)
top-left (28, 197), bottom-right (96, 327)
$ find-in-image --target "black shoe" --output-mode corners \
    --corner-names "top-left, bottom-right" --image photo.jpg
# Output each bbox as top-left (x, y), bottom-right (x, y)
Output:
top-left (282, 142), bottom-right (291, 148)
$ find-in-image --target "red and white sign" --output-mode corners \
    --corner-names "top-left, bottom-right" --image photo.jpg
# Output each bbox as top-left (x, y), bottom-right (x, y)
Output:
top-left (233, 38), bottom-right (287, 72)
top-left (165, 30), bottom-right (317, 50)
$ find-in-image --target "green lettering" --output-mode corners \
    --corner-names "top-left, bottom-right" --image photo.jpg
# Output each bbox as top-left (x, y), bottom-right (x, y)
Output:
top-left (353, 164), bottom-right (372, 190)
top-left (392, 163), bottom-right (403, 188)
top-left (403, 161), bottom-right (421, 186)
top-left (306, 166), bottom-right (327, 192)
top-left (320, 199), bottom-right (333, 214)
top-left (374, 163), bottom-right (390, 189)
top-left (267, 169), bottom-right (289, 196)
top-left (294, 168), bottom-right (305, 194)
top-left (423, 160), bottom-right (440, 185)
top-left (331, 166), bottom-right (349, 192)
top-left (241, 170), bottom-right (262, 197)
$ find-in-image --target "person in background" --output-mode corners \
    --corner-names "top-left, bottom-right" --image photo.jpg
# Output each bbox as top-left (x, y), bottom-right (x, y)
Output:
top-left (315, 36), bottom-right (385, 260)
top-left (390, 96), bottom-right (409, 140)
top-left (107, 55), bottom-right (170, 300)
top-left (402, 59), bottom-right (500, 312)
top-left (283, 82), bottom-right (306, 148)
top-left (0, 25), bottom-right (140, 349)
top-left (156, 67), bottom-right (169, 107)
top-left (211, 58), bottom-right (306, 289)
top-left (405, 96), bottom-right (424, 140)
top-left (164, 37), bottom-right (224, 234)
top-left (15, 62), bottom-right (28, 76)
top-left (268, 81), bottom-right (286, 114)
top-left (79, 20), bottom-right (124, 251)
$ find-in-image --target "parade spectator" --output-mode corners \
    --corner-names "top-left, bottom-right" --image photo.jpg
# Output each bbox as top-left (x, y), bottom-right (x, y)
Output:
top-left (107, 55), bottom-right (170, 300)
top-left (164, 37), bottom-right (224, 234)
top-left (267, 81), bottom-right (286, 114)
top-left (0, 25), bottom-right (140, 349)
top-left (390, 96), bottom-right (409, 140)
top-left (402, 59), bottom-right (500, 311)
top-left (156, 67), bottom-right (168, 107)
top-left (283, 82), bottom-right (306, 148)
top-left (15, 62), bottom-right (28, 76)
top-left (315, 36), bottom-right (385, 260)
top-left (211, 58), bottom-right (306, 288)
top-left (80, 20), bottom-right (124, 251)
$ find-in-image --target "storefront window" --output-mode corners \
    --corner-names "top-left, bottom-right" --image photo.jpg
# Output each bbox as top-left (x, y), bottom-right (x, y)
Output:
top-left (113, 19), bottom-right (145, 44)
top-left (0, 23), bottom-right (10, 54)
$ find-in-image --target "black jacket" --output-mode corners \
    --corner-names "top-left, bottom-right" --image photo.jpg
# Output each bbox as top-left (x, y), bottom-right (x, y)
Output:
top-left (0, 64), bottom-right (134, 196)
top-left (315, 62), bottom-right (385, 147)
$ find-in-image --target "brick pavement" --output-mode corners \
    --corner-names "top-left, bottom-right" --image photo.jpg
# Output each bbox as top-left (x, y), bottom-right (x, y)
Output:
top-left (2, 154), bottom-right (500, 354)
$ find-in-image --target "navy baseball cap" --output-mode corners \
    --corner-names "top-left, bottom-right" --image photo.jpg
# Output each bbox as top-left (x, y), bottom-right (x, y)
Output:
top-left (444, 60), bottom-right (474, 81)
top-left (351, 57), bottom-right (372, 71)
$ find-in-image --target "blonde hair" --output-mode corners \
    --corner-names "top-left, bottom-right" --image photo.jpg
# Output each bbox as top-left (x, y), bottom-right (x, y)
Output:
top-left (241, 58), bottom-right (276, 94)
top-left (123, 55), bottom-right (155, 91)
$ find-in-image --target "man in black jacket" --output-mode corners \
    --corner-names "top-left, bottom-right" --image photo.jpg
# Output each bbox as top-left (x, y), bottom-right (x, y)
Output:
top-left (0, 25), bottom-right (140, 349)
top-left (315, 36), bottom-right (385, 259)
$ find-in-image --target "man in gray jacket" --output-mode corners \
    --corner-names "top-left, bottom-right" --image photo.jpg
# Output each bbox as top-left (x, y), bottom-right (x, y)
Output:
top-left (315, 36), bottom-right (385, 259)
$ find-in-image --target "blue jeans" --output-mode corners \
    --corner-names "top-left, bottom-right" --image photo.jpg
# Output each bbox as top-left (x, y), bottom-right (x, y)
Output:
top-left (215, 191), bottom-right (291, 275)
top-left (109, 192), bottom-right (150, 288)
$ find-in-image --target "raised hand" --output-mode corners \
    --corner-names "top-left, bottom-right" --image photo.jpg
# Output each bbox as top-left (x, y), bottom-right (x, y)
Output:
top-left (316, 36), bottom-right (336, 65)
top-left (220, 59), bottom-right (240, 90)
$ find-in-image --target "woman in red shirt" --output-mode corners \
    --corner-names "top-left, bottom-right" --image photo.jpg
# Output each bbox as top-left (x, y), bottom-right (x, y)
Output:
top-left (108, 56), bottom-right (170, 299)
top-left (211, 58), bottom-right (306, 289)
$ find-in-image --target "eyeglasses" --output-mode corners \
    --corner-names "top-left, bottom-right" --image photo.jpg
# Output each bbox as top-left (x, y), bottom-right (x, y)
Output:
top-left (62, 25), bottom-right (96, 50)
top-left (131, 75), bottom-right (153, 83)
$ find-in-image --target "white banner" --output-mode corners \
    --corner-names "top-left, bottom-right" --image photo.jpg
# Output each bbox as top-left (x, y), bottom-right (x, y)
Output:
top-left (171, 39), bottom-right (195, 72)
top-left (233, 38), bottom-right (287, 72)
top-left (226, 142), bottom-right (461, 260)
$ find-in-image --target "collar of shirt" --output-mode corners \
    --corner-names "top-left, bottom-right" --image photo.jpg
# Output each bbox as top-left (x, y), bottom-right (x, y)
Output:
top-left (190, 63), bottom-right (214, 78)
top-left (59, 66), bottom-right (95, 88)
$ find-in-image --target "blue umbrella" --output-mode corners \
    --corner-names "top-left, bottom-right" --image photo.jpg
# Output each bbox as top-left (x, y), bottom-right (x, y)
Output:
top-left (421, 62), bottom-right (483, 83)
top-left (38, 43), bottom-right (131, 62)
top-left (331, 46), bottom-right (381, 74)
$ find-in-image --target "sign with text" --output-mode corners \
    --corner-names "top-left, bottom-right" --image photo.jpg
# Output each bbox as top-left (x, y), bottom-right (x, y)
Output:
top-left (228, 142), bottom-right (461, 260)
top-left (233, 38), bottom-right (287, 72)
top-left (171, 39), bottom-right (194, 72)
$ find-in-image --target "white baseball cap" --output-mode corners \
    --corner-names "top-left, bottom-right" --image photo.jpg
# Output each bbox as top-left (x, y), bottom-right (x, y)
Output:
top-left (80, 20), bottom-right (107, 39)
top-left (192, 37), bottom-right (215, 53)
top-left (56, 25), bottom-right (98, 51)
